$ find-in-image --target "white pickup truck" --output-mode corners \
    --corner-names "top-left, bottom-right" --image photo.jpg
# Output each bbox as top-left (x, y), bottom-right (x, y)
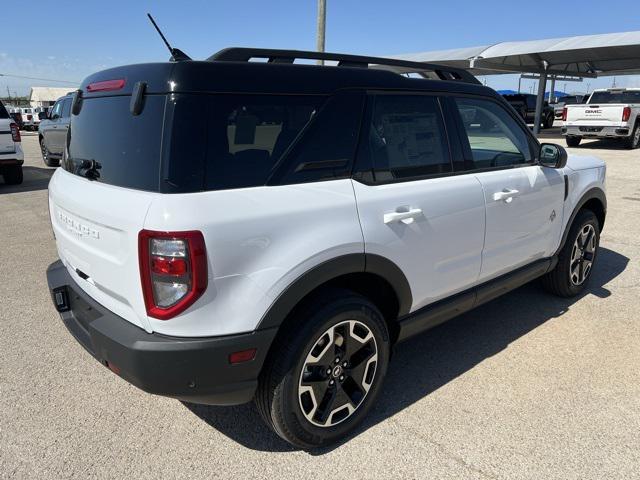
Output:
top-left (562, 88), bottom-right (640, 149)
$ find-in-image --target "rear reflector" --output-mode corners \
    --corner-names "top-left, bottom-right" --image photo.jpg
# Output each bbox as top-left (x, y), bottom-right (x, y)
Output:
top-left (86, 79), bottom-right (126, 92)
top-left (229, 348), bottom-right (257, 365)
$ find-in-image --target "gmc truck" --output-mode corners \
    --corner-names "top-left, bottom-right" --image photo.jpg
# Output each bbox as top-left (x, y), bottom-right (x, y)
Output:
top-left (562, 88), bottom-right (640, 149)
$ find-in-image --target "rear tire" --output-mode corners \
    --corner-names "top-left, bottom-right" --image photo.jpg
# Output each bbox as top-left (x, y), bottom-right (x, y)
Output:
top-left (624, 122), bottom-right (640, 149)
top-left (256, 289), bottom-right (390, 449)
top-left (543, 113), bottom-right (554, 129)
top-left (541, 209), bottom-right (599, 297)
top-left (3, 166), bottom-right (23, 185)
top-left (566, 136), bottom-right (582, 147)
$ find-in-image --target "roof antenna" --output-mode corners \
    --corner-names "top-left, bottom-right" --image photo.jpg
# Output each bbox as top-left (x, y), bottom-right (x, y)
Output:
top-left (147, 13), bottom-right (191, 62)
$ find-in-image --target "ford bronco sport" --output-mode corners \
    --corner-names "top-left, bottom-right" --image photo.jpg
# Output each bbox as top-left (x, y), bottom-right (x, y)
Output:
top-left (46, 48), bottom-right (607, 448)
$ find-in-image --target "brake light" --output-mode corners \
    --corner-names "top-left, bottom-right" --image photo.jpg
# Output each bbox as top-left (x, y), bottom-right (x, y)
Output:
top-left (10, 123), bottom-right (20, 142)
top-left (86, 79), bottom-right (125, 92)
top-left (562, 107), bottom-right (568, 121)
top-left (139, 230), bottom-right (207, 320)
top-left (622, 106), bottom-right (631, 122)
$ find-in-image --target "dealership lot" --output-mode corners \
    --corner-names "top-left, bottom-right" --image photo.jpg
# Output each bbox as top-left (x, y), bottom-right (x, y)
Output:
top-left (1, 132), bottom-right (639, 478)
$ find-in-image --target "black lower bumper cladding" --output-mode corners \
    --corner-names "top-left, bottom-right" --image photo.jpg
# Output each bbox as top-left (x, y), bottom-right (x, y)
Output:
top-left (46, 260), bottom-right (277, 405)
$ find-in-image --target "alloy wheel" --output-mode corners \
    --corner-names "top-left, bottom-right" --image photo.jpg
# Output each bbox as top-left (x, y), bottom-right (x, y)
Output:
top-left (569, 224), bottom-right (597, 285)
top-left (298, 320), bottom-right (378, 427)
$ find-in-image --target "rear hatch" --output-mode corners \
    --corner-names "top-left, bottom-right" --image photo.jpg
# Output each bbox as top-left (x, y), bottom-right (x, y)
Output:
top-left (48, 63), bottom-right (176, 331)
top-left (0, 102), bottom-right (15, 154)
top-left (565, 104), bottom-right (627, 125)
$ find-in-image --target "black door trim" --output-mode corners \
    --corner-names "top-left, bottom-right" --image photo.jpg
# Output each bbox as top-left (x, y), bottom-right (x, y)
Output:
top-left (396, 256), bottom-right (555, 342)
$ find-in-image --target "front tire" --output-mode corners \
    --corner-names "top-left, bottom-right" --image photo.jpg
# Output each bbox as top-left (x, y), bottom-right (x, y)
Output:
top-left (542, 209), bottom-right (600, 297)
top-left (566, 136), bottom-right (582, 147)
top-left (543, 113), bottom-right (554, 129)
top-left (256, 289), bottom-right (390, 449)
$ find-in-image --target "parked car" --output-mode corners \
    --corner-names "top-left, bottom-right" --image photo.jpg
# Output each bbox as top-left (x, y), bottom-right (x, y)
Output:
top-left (46, 48), bottom-right (607, 448)
top-left (502, 93), bottom-right (555, 128)
top-left (0, 100), bottom-right (24, 184)
top-left (554, 94), bottom-right (590, 119)
top-left (38, 94), bottom-right (73, 167)
top-left (20, 107), bottom-right (36, 130)
top-left (562, 88), bottom-right (640, 148)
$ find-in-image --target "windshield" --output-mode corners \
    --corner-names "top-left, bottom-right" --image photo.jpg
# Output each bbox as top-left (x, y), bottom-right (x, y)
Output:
top-left (589, 91), bottom-right (640, 104)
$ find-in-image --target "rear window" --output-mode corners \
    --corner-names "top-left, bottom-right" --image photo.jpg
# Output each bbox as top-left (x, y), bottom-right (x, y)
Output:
top-left (65, 95), bottom-right (166, 191)
top-left (0, 102), bottom-right (9, 119)
top-left (589, 91), bottom-right (640, 104)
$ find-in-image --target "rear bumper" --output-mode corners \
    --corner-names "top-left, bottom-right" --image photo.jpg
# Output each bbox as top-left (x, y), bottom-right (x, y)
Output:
top-left (46, 260), bottom-right (278, 406)
top-left (562, 125), bottom-right (631, 138)
top-left (0, 148), bottom-right (24, 166)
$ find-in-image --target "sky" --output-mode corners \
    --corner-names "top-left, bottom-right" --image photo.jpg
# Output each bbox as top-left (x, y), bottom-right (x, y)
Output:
top-left (2, 0), bottom-right (640, 98)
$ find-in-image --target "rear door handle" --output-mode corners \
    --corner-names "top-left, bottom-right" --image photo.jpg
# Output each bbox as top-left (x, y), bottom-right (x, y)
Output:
top-left (384, 208), bottom-right (423, 225)
top-left (493, 188), bottom-right (520, 203)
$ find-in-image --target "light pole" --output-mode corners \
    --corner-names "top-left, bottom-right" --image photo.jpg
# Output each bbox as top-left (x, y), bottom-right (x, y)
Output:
top-left (316, 0), bottom-right (326, 65)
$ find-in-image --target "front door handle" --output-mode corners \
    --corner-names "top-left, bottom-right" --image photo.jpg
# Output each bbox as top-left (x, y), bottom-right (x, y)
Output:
top-left (384, 207), bottom-right (423, 225)
top-left (493, 188), bottom-right (520, 203)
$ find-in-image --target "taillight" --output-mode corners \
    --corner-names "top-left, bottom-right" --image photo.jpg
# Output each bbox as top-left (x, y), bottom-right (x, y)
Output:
top-left (10, 123), bottom-right (20, 142)
top-left (86, 79), bottom-right (125, 92)
top-left (562, 107), bottom-right (568, 121)
top-left (139, 230), bottom-right (207, 320)
top-left (622, 106), bottom-right (631, 122)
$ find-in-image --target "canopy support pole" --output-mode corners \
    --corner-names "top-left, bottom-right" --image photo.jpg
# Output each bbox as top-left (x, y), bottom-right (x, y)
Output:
top-left (549, 77), bottom-right (556, 104)
top-left (533, 72), bottom-right (547, 135)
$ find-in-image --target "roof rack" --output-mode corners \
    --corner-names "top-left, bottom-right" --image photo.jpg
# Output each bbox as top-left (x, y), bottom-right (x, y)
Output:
top-left (208, 48), bottom-right (481, 85)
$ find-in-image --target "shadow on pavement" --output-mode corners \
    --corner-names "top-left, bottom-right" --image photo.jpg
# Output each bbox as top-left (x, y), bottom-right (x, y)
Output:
top-left (185, 247), bottom-right (629, 453)
top-left (572, 138), bottom-right (631, 150)
top-left (0, 166), bottom-right (55, 194)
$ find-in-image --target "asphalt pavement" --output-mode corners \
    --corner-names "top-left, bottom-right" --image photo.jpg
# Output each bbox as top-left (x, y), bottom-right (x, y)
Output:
top-left (1, 130), bottom-right (638, 479)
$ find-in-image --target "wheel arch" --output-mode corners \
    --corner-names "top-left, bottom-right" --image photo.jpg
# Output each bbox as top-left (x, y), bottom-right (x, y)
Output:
top-left (256, 253), bottom-right (412, 344)
top-left (556, 187), bottom-right (606, 255)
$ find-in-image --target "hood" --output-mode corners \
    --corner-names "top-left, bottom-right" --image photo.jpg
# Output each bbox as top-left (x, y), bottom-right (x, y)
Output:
top-left (565, 154), bottom-right (606, 172)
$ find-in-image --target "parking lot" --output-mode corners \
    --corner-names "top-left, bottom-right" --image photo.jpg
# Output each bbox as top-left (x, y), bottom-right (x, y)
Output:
top-left (1, 131), bottom-right (638, 479)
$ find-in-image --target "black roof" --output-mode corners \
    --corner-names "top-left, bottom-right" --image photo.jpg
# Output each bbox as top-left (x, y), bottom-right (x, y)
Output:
top-left (80, 48), bottom-right (496, 99)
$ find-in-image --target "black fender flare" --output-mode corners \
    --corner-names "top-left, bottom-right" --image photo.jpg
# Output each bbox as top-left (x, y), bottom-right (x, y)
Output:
top-left (556, 187), bottom-right (606, 255)
top-left (257, 253), bottom-right (412, 330)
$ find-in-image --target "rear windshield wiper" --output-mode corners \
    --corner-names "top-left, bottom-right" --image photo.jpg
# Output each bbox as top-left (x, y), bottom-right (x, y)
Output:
top-left (76, 159), bottom-right (102, 181)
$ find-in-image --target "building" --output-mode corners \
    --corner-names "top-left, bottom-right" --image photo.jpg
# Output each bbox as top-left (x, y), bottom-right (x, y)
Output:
top-left (28, 86), bottom-right (76, 108)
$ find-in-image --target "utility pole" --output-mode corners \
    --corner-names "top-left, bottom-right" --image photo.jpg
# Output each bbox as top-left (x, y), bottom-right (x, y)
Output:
top-left (316, 0), bottom-right (326, 65)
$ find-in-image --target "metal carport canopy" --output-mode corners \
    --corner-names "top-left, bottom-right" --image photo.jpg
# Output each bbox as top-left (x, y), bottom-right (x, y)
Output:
top-left (382, 30), bottom-right (640, 133)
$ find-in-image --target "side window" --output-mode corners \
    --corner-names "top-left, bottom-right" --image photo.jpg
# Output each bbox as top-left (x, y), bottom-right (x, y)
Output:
top-left (50, 101), bottom-right (62, 119)
top-left (368, 95), bottom-right (451, 182)
top-left (526, 95), bottom-right (537, 109)
top-left (203, 95), bottom-right (323, 191)
top-left (454, 97), bottom-right (533, 170)
top-left (61, 98), bottom-right (72, 118)
top-left (272, 91), bottom-right (364, 185)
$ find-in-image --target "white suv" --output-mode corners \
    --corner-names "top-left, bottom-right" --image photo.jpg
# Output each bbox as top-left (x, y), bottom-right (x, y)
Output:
top-left (0, 100), bottom-right (24, 184)
top-left (46, 49), bottom-right (607, 448)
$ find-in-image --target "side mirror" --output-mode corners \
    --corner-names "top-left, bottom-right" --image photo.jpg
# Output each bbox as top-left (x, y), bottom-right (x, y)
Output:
top-left (38, 112), bottom-right (47, 121)
top-left (539, 143), bottom-right (568, 169)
